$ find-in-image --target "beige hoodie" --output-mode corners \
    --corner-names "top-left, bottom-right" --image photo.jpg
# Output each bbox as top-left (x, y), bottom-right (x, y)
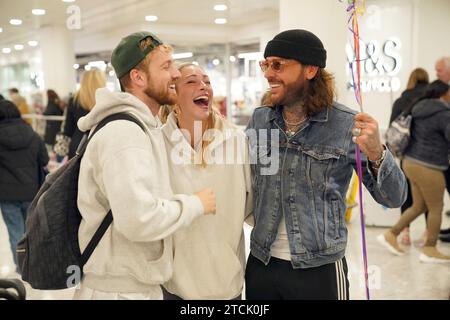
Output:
top-left (76, 88), bottom-right (204, 293)
top-left (162, 112), bottom-right (252, 299)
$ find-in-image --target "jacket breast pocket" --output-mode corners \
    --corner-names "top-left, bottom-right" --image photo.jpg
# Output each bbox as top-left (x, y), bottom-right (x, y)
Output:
top-left (302, 146), bottom-right (342, 191)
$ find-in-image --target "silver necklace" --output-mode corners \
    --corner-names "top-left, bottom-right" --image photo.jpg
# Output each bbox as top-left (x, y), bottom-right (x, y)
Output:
top-left (282, 113), bottom-right (308, 138)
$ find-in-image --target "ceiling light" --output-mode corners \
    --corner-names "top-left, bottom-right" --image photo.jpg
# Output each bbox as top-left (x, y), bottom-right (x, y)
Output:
top-left (84, 65), bottom-right (91, 71)
top-left (238, 52), bottom-right (263, 60)
top-left (0, 28), bottom-right (3, 33)
top-left (14, 44), bottom-right (24, 51)
top-left (145, 15), bottom-right (158, 22)
top-left (2, 48), bottom-right (12, 54)
top-left (212, 58), bottom-right (220, 66)
top-left (73, 64), bottom-right (79, 70)
top-left (88, 60), bottom-right (107, 70)
top-left (214, 4), bottom-right (228, 11)
top-left (172, 52), bottom-right (193, 60)
top-left (214, 18), bottom-right (227, 25)
top-left (10, 19), bottom-right (23, 26)
top-left (229, 55), bottom-right (236, 62)
top-left (32, 9), bottom-right (46, 16)
top-left (62, 0), bottom-right (76, 3)
top-left (28, 41), bottom-right (38, 47)
top-left (192, 61), bottom-right (199, 66)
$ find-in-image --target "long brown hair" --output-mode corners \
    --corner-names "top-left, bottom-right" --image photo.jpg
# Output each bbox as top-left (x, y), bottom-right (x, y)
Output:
top-left (406, 68), bottom-right (429, 90)
top-left (268, 68), bottom-right (336, 116)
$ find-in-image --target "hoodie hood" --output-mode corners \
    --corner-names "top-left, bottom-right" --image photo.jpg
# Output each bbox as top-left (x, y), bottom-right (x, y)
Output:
top-left (411, 99), bottom-right (450, 119)
top-left (0, 119), bottom-right (34, 150)
top-left (77, 88), bottom-right (159, 132)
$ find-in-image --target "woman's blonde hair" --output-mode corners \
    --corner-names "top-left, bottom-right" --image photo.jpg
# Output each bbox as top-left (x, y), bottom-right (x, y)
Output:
top-left (74, 68), bottom-right (106, 111)
top-left (406, 68), bottom-right (429, 90)
top-left (160, 62), bottom-right (228, 167)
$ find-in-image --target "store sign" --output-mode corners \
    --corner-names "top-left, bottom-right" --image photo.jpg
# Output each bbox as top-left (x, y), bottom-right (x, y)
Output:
top-left (346, 37), bottom-right (402, 93)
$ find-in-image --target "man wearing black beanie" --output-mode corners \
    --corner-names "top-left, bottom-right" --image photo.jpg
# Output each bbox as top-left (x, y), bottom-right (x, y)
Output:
top-left (245, 29), bottom-right (407, 299)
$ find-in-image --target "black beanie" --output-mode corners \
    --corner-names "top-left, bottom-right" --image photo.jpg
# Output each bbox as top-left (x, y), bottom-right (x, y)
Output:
top-left (264, 29), bottom-right (327, 68)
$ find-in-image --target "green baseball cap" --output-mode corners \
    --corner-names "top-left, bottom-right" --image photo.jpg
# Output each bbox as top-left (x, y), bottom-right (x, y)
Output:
top-left (111, 31), bottom-right (163, 79)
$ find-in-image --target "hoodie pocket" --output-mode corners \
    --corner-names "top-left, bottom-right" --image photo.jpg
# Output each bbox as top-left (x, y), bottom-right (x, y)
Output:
top-left (144, 237), bottom-right (173, 284)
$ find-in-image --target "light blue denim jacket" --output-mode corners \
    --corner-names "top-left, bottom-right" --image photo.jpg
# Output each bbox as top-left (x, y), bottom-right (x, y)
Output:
top-left (246, 103), bottom-right (407, 269)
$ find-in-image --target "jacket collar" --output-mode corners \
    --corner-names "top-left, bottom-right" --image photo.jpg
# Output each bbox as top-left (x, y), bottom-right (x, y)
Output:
top-left (267, 104), bottom-right (329, 123)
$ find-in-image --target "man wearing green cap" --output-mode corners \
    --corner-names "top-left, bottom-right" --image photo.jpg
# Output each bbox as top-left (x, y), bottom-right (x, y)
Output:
top-left (73, 32), bottom-right (216, 299)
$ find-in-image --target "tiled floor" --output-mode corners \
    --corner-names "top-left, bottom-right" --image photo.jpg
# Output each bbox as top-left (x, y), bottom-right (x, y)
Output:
top-left (1, 202), bottom-right (449, 300)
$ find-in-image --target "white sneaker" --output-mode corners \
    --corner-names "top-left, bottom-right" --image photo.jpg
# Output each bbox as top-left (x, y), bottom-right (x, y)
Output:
top-left (377, 234), bottom-right (405, 256)
top-left (419, 253), bottom-right (450, 264)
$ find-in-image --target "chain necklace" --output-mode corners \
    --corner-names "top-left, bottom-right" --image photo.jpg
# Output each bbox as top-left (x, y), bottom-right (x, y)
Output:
top-left (282, 112), bottom-right (308, 138)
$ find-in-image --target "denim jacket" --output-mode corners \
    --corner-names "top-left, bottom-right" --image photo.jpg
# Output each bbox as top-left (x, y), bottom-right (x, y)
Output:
top-left (246, 103), bottom-right (407, 269)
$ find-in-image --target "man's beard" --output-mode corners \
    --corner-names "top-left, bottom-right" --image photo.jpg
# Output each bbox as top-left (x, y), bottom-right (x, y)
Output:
top-left (144, 77), bottom-right (177, 106)
top-left (272, 71), bottom-right (308, 107)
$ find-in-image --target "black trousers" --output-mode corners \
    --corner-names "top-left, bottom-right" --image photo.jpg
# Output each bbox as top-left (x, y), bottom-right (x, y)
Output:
top-left (245, 254), bottom-right (349, 300)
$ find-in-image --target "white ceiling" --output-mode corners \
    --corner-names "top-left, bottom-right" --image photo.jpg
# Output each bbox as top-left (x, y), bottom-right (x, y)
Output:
top-left (0, 0), bottom-right (279, 52)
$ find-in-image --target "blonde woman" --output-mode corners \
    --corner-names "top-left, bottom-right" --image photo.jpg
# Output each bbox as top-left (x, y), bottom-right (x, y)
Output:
top-left (160, 63), bottom-right (252, 300)
top-left (63, 68), bottom-right (106, 158)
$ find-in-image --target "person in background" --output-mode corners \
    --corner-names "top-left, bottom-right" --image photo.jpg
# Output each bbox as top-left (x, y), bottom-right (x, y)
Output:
top-left (0, 100), bottom-right (49, 273)
top-left (160, 63), bottom-right (252, 300)
top-left (43, 89), bottom-right (64, 150)
top-left (435, 56), bottom-right (450, 242)
top-left (378, 80), bottom-right (450, 263)
top-left (435, 56), bottom-right (450, 84)
top-left (8, 88), bottom-right (32, 125)
top-left (63, 69), bottom-right (106, 158)
top-left (388, 68), bottom-right (429, 245)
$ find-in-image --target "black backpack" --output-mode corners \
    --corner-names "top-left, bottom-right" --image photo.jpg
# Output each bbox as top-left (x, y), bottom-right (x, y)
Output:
top-left (16, 113), bottom-right (145, 290)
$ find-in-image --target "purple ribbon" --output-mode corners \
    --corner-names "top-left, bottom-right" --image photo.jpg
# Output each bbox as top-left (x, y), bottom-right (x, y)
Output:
top-left (355, 145), bottom-right (370, 300)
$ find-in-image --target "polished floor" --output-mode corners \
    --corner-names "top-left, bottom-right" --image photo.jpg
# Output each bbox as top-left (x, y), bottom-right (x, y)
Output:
top-left (1, 202), bottom-right (449, 300)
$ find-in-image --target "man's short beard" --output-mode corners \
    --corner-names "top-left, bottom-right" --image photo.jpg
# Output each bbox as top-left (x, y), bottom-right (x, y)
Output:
top-left (143, 71), bottom-right (177, 105)
top-left (144, 86), bottom-right (176, 105)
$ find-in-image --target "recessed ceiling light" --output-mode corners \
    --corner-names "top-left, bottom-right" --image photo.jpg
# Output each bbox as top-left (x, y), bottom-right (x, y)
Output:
top-left (2, 48), bottom-right (12, 54)
top-left (145, 15), bottom-right (158, 22)
top-left (229, 55), bottom-right (236, 62)
top-left (73, 64), bottom-right (79, 70)
top-left (214, 4), bottom-right (228, 11)
top-left (32, 9), bottom-right (46, 16)
top-left (62, 0), bottom-right (76, 3)
top-left (14, 44), bottom-right (24, 51)
top-left (0, 28), bottom-right (3, 33)
top-left (10, 19), bottom-right (23, 26)
top-left (28, 41), bottom-right (38, 47)
top-left (214, 18), bottom-right (227, 25)
top-left (84, 65), bottom-right (91, 71)
top-left (212, 58), bottom-right (220, 66)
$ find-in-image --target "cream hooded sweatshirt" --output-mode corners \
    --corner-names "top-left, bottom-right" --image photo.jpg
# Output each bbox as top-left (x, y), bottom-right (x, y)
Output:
top-left (162, 112), bottom-right (252, 299)
top-left (76, 88), bottom-right (204, 293)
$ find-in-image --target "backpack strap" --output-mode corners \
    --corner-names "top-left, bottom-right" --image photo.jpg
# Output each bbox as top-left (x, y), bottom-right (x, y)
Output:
top-left (79, 112), bottom-right (146, 267)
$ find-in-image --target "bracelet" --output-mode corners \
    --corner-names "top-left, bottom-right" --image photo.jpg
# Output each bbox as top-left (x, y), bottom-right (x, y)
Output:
top-left (369, 147), bottom-right (387, 168)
